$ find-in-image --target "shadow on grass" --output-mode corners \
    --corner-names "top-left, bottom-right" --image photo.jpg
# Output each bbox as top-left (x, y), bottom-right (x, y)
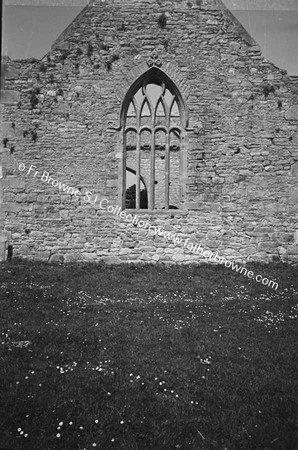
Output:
top-left (0, 260), bottom-right (297, 449)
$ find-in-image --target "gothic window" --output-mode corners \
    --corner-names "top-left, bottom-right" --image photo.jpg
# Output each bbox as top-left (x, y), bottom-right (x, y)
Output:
top-left (122, 71), bottom-right (183, 210)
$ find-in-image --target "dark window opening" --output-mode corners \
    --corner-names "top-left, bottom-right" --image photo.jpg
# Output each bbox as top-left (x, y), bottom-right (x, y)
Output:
top-left (125, 168), bottom-right (148, 209)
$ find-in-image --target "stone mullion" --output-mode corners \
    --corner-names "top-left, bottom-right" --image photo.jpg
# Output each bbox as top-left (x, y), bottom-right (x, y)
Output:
top-left (165, 132), bottom-right (170, 210)
top-left (135, 97), bottom-right (141, 210)
top-left (136, 131), bottom-right (141, 210)
top-left (165, 96), bottom-right (171, 210)
top-left (123, 131), bottom-right (127, 209)
top-left (150, 128), bottom-right (155, 210)
top-left (179, 132), bottom-right (184, 205)
top-left (143, 88), bottom-right (155, 211)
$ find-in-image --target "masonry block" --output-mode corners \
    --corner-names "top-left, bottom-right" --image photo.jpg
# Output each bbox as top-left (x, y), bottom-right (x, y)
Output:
top-left (286, 245), bottom-right (298, 256)
top-left (289, 189), bottom-right (298, 205)
top-left (0, 236), bottom-right (7, 261)
top-left (0, 203), bottom-right (21, 213)
top-left (285, 105), bottom-right (298, 121)
top-left (0, 90), bottom-right (21, 105)
top-left (291, 163), bottom-right (298, 177)
top-left (3, 177), bottom-right (25, 190)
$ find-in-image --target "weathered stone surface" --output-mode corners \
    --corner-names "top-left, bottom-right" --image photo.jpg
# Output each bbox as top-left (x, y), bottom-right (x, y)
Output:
top-left (0, 0), bottom-right (297, 265)
top-left (286, 246), bottom-right (298, 256)
top-left (289, 189), bottom-right (298, 205)
top-left (64, 252), bottom-right (81, 262)
top-left (291, 163), bottom-right (298, 177)
top-left (0, 90), bottom-right (20, 105)
top-left (285, 105), bottom-right (298, 121)
top-left (257, 242), bottom-right (277, 253)
top-left (0, 230), bottom-right (11, 240)
top-left (102, 256), bottom-right (122, 265)
top-left (82, 252), bottom-right (97, 260)
top-left (172, 253), bottom-right (186, 262)
top-left (0, 236), bottom-right (7, 261)
top-left (3, 178), bottom-right (25, 190)
top-left (37, 252), bottom-right (51, 261)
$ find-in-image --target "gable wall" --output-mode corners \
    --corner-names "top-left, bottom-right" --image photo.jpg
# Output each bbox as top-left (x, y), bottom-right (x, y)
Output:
top-left (1, 0), bottom-right (298, 264)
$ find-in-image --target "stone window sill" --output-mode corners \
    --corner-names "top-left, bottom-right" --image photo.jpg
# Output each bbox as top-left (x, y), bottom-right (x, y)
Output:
top-left (124, 209), bottom-right (188, 215)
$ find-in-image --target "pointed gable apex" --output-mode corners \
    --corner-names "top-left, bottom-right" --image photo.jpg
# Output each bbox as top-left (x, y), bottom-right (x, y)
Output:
top-left (51, 0), bottom-right (257, 53)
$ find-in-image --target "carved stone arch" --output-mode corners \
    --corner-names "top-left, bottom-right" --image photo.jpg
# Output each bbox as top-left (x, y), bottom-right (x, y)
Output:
top-left (114, 61), bottom-right (191, 130)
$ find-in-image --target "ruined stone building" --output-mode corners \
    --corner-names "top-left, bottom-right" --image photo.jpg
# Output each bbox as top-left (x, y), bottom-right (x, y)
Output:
top-left (0, 0), bottom-right (298, 264)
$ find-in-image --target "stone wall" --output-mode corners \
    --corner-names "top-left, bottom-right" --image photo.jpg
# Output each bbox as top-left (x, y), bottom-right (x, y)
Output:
top-left (1, 0), bottom-right (298, 264)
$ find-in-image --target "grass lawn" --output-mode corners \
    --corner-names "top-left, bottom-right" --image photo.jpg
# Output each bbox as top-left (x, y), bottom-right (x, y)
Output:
top-left (0, 260), bottom-right (297, 449)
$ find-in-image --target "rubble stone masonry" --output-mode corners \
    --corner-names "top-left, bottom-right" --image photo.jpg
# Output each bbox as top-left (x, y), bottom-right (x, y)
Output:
top-left (0, 0), bottom-right (298, 264)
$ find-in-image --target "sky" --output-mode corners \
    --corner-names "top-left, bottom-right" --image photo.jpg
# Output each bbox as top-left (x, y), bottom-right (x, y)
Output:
top-left (1, 0), bottom-right (298, 75)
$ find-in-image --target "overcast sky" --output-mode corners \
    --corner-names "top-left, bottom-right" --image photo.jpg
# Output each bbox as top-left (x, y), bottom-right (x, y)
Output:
top-left (2, 0), bottom-right (298, 75)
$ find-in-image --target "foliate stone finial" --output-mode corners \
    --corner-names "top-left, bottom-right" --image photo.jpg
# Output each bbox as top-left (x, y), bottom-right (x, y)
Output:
top-left (146, 49), bottom-right (162, 68)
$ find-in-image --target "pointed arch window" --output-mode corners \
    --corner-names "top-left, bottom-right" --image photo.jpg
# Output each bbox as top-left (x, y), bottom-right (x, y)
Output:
top-left (122, 71), bottom-right (184, 211)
